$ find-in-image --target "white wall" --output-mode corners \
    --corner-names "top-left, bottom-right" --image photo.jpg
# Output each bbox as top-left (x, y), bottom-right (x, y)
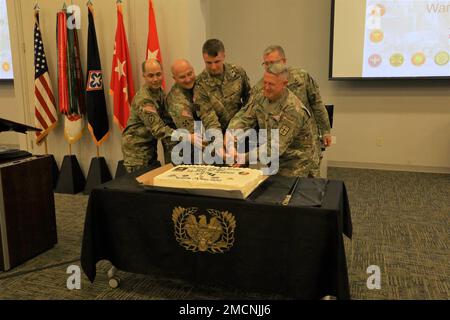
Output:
top-left (8, 0), bottom-right (206, 174)
top-left (208, 0), bottom-right (450, 172)
top-left (0, 0), bottom-right (19, 148)
top-left (0, 82), bottom-right (19, 147)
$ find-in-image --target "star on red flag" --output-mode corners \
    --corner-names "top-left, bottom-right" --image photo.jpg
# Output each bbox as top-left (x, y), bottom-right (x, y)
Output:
top-left (110, 3), bottom-right (135, 132)
top-left (146, 0), bottom-right (165, 88)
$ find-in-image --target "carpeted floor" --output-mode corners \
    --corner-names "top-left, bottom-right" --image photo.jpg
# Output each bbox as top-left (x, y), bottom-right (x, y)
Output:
top-left (0, 167), bottom-right (448, 300)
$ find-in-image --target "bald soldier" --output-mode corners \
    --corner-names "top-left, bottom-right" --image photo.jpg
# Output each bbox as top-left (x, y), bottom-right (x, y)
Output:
top-left (194, 39), bottom-right (251, 132)
top-left (166, 59), bottom-right (199, 133)
top-left (228, 63), bottom-right (319, 177)
top-left (122, 59), bottom-right (196, 173)
top-left (252, 45), bottom-right (331, 172)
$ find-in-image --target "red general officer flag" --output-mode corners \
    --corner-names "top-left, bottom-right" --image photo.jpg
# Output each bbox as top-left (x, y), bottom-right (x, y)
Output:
top-left (146, 0), bottom-right (165, 88)
top-left (110, 2), bottom-right (135, 132)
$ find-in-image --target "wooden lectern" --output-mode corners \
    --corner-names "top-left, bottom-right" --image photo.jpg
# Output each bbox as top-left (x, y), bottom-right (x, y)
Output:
top-left (0, 155), bottom-right (57, 271)
top-left (0, 117), bottom-right (57, 271)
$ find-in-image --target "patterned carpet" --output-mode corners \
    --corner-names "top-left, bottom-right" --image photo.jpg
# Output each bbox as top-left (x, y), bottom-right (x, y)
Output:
top-left (0, 167), bottom-right (448, 300)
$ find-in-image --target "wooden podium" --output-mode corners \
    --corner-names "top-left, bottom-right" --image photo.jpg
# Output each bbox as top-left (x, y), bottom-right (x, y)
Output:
top-left (0, 155), bottom-right (57, 271)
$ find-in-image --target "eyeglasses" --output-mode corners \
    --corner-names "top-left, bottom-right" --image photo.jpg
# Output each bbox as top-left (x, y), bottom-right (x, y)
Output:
top-left (261, 59), bottom-right (283, 67)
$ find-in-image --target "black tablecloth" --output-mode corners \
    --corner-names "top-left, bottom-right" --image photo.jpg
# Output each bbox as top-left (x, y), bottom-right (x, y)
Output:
top-left (80, 172), bottom-right (352, 299)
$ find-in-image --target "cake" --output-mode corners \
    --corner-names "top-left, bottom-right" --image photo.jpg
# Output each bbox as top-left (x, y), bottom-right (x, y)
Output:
top-left (152, 165), bottom-right (264, 199)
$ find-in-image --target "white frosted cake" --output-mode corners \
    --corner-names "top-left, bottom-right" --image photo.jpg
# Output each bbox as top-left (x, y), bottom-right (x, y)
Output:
top-left (153, 165), bottom-right (264, 198)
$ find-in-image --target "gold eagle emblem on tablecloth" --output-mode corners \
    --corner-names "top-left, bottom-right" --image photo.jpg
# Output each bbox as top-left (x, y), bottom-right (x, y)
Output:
top-left (172, 207), bottom-right (236, 253)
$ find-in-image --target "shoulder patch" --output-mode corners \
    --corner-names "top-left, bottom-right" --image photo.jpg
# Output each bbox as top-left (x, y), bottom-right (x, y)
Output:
top-left (229, 68), bottom-right (237, 78)
top-left (280, 125), bottom-right (291, 137)
top-left (227, 64), bottom-right (243, 79)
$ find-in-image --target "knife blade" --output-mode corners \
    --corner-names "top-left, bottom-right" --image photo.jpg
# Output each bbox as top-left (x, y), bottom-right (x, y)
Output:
top-left (282, 176), bottom-right (301, 206)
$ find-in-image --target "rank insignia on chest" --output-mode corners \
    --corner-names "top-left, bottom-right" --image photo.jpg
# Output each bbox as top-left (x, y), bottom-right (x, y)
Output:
top-left (280, 125), bottom-right (291, 136)
top-left (182, 119), bottom-right (191, 128)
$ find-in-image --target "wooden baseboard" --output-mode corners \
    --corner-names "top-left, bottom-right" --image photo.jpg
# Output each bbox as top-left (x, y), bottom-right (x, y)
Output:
top-left (327, 161), bottom-right (450, 174)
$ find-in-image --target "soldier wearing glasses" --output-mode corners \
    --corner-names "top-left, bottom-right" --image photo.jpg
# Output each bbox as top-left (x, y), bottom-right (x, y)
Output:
top-left (252, 45), bottom-right (331, 176)
top-left (228, 63), bottom-right (319, 177)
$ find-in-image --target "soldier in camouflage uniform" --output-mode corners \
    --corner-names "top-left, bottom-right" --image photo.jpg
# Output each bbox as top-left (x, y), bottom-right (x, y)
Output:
top-left (252, 46), bottom-right (331, 175)
top-left (194, 39), bottom-right (251, 132)
top-left (166, 59), bottom-right (203, 164)
top-left (228, 63), bottom-right (319, 177)
top-left (166, 59), bottom-right (199, 133)
top-left (122, 59), bottom-right (184, 173)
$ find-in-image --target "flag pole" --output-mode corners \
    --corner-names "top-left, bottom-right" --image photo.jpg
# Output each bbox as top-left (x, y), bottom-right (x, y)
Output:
top-left (84, 0), bottom-right (113, 192)
top-left (44, 138), bottom-right (48, 155)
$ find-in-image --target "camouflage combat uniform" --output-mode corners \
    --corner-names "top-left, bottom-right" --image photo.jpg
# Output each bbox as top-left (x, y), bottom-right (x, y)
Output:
top-left (122, 86), bottom-right (176, 173)
top-left (194, 63), bottom-right (251, 131)
top-left (228, 89), bottom-right (320, 177)
top-left (166, 83), bottom-right (199, 133)
top-left (252, 67), bottom-right (330, 170)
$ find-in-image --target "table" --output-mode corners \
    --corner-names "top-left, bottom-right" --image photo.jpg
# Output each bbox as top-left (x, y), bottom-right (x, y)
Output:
top-left (80, 172), bottom-right (352, 299)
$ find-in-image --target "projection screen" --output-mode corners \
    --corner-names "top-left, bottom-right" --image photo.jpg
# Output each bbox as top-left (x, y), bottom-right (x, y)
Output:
top-left (330, 0), bottom-right (450, 79)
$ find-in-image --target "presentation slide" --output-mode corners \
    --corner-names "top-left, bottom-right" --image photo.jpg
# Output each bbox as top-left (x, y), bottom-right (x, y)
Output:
top-left (331, 0), bottom-right (450, 79)
top-left (0, 0), bottom-right (13, 80)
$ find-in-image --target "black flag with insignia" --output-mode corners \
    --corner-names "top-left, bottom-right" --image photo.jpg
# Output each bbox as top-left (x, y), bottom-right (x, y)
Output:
top-left (85, 3), bottom-right (109, 146)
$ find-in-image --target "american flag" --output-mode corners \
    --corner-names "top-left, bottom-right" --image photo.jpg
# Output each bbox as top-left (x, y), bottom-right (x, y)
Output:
top-left (34, 12), bottom-right (58, 144)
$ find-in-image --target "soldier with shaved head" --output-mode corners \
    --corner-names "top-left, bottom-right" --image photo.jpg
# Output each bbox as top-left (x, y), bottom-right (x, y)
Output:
top-left (166, 59), bottom-right (199, 133)
top-left (122, 59), bottom-right (197, 173)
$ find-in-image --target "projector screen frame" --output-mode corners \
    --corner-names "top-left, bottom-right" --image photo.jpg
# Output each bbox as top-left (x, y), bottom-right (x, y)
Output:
top-left (328, 0), bottom-right (450, 81)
